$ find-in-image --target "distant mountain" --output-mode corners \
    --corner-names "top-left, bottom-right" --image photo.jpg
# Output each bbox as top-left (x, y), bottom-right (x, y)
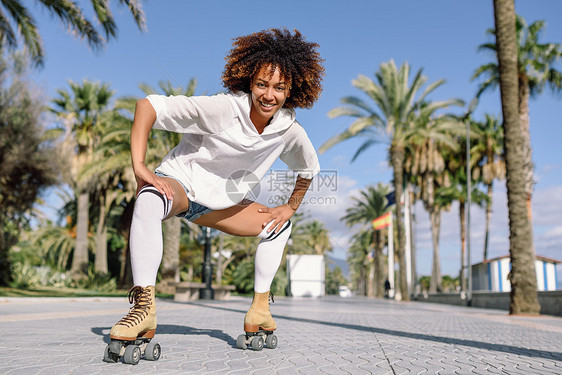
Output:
top-left (327, 256), bottom-right (350, 279)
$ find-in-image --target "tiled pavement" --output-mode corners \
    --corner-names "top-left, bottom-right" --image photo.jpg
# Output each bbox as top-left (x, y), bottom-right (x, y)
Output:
top-left (1, 295), bottom-right (561, 374)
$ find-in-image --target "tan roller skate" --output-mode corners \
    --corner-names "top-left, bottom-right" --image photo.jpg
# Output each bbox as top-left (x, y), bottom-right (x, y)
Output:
top-left (237, 291), bottom-right (278, 351)
top-left (103, 285), bottom-right (161, 365)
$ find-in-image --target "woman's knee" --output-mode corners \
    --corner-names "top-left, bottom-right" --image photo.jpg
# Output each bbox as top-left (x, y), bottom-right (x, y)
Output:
top-left (134, 185), bottom-right (172, 220)
top-left (257, 220), bottom-right (292, 240)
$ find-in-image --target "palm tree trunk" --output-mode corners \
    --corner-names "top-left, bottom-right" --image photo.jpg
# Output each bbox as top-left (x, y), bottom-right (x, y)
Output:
top-left (518, 76), bottom-right (534, 218)
top-left (518, 76), bottom-right (537, 257)
top-left (483, 183), bottom-right (493, 261)
top-left (425, 174), bottom-right (442, 293)
top-left (493, 0), bottom-right (540, 314)
top-left (408, 189), bottom-right (417, 295)
top-left (94, 193), bottom-right (108, 274)
top-left (368, 254), bottom-right (375, 297)
top-left (160, 217), bottom-right (181, 292)
top-left (429, 208), bottom-right (442, 293)
top-left (459, 202), bottom-right (466, 292)
top-left (361, 267), bottom-right (367, 296)
top-left (118, 201), bottom-right (135, 288)
top-left (95, 226), bottom-right (108, 274)
top-left (391, 146), bottom-right (408, 301)
top-left (374, 231), bottom-right (385, 298)
top-left (0, 227), bottom-right (11, 285)
top-left (71, 190), bottom-right (89, 279)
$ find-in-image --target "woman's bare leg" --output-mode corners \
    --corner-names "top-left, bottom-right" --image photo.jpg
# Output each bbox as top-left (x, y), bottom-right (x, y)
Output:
top-left (192, 200), bottom-right (272, 236)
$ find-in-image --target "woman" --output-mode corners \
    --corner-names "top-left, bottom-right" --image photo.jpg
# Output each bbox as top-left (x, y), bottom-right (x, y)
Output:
top-left (108, 28), bottom-right (325, 356)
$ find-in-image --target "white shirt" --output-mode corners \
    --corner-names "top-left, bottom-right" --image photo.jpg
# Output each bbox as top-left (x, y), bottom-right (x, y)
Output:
top-left (147, 91), bottom-right (320, 210)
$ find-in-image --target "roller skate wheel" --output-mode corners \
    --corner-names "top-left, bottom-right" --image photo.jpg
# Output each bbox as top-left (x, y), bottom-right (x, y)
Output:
top-left (124, 345), bottom-right (141, 365)
top-left (236, 334), bottom-right (247, 350)
top-left (103, 345), bottom-right (119, 363)
top-left (250, 336), bottom-right (264, 351)
top-left (265, 334), bottom-right (278, 349)
top-left (145, 341), bottom-right (161, 361)
top-left (108, 340), bottom-right (123, 355)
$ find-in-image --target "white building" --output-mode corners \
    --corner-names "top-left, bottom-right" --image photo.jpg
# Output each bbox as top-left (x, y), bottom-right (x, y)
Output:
top-left (287, 254), bottom-right (325, 297)
top-left (472, 255), bottom-right (559, 292)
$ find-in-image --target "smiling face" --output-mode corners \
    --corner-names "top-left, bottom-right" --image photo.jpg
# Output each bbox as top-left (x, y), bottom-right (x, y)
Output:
top-left (249, 65), bottom-right (290, 132)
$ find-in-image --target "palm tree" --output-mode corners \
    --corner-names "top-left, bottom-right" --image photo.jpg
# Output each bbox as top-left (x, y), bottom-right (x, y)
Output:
top-left (404, 107), bottom-right (464, 293)
top-left (0, 0), bottom-right (146, 67)
top-left (492, 0), bottom-right (540, 314)
top-left (435, 168), bottom-right (488, 292)
top-left (342, 183), bottom-right (390, 297)
top-left (346, 229), bottom-right (373, 296)
top-left (84, 107), bottom-right (138, 285)
top-left (473, 14), bottom-right (561, 222)
top-left (51, 80), bottom-right (114, 280)
top-left (75, 108), bottom-right (135, 275)
top-left (26, 189), bottom-right (95, 273)
top-left (31, 215), bottom-right (97, 273)
top-left (291, 220), bottom-right (332, 256)
top-left (320, 60), bottom-right (462, 300)
top-left (472, 115), bottom-right (505, 261)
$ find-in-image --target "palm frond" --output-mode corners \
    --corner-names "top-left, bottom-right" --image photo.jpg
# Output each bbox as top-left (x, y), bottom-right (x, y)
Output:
top-left (118, 0), bottom-right (147, 31)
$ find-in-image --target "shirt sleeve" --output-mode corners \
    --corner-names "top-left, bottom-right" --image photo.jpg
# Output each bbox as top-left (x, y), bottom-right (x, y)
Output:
top-left (280, 122), bottom-right (320, 180)
top-left (146, 93), bottom-right (232, 134)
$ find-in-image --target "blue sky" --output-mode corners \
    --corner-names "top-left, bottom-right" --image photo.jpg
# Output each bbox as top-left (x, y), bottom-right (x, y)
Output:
top-left (29, 1), bottom-right (562, 279)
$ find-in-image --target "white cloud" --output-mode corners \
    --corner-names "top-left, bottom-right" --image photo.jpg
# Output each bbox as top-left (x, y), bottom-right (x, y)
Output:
top-left (534, 164), bottom-right (562, 185)
top-left (331, 154), bottom-right (350, 168)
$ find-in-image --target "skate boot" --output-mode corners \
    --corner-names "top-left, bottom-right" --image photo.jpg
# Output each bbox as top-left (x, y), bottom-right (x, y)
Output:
top-left (236, 291), bottom-right (278, 351)
top-left (103, 285), bottom-right (161, 365)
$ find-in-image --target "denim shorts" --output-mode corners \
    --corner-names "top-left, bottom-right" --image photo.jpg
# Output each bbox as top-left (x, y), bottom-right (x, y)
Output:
top-left (155, 172), bottom-right (213, 222)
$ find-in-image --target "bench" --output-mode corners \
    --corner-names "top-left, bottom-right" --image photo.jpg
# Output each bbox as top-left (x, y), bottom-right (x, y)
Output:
top-left (172, 282), bottom-right (236, 302)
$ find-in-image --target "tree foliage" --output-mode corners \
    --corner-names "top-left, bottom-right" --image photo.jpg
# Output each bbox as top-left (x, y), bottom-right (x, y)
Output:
top-left (0, 51), bottom-right (57, 285)
top-left (0, 0), bottom-right (146, 67)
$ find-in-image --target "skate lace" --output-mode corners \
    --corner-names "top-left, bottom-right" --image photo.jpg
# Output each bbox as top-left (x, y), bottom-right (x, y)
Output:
top-left (116, 286), bottom-right (152, 328)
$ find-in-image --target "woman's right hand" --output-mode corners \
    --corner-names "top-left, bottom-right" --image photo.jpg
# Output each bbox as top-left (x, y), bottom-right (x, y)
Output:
top-left (134, 163), bottom-right (175, 200)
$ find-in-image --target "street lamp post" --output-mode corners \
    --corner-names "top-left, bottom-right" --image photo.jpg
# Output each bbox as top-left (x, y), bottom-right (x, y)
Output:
top-left (466, 116), bottom-right (472, 304)
top-left (199, 227), bottom-right (214, 300)
top-left (465, 98), bottom-right (478, 305)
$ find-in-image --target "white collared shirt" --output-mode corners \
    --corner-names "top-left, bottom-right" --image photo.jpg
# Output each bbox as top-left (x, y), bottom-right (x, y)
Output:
top-left (147, 91), bottom-right (320, 210)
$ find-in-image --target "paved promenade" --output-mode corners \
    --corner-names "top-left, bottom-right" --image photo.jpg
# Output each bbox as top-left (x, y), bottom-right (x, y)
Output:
top-left (1, 294), bottom-right (561, 374)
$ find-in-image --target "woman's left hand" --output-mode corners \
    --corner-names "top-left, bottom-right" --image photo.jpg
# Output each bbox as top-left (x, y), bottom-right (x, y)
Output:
top-left (258, 204), bottom-right (296, 233)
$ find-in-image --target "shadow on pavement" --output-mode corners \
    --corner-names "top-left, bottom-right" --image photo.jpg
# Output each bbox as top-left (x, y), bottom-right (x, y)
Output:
top-left (91, 325), bottom-right (237, 347)
top-left (186, 301), bottom-right (562, 361)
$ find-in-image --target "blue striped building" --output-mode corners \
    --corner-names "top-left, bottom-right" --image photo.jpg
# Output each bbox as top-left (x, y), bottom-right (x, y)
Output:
top-left (472, 255), bottom-right (559, 292)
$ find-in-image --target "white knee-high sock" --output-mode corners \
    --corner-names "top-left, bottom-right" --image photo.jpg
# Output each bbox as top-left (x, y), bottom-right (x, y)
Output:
top-left (130, 186), bottom-right (172, 287)
top-left (254, 221), bottom-right (292, 293)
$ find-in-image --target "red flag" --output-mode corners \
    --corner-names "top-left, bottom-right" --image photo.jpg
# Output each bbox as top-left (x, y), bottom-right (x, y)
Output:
top-left (372, 212), bottom-right (391, 230)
